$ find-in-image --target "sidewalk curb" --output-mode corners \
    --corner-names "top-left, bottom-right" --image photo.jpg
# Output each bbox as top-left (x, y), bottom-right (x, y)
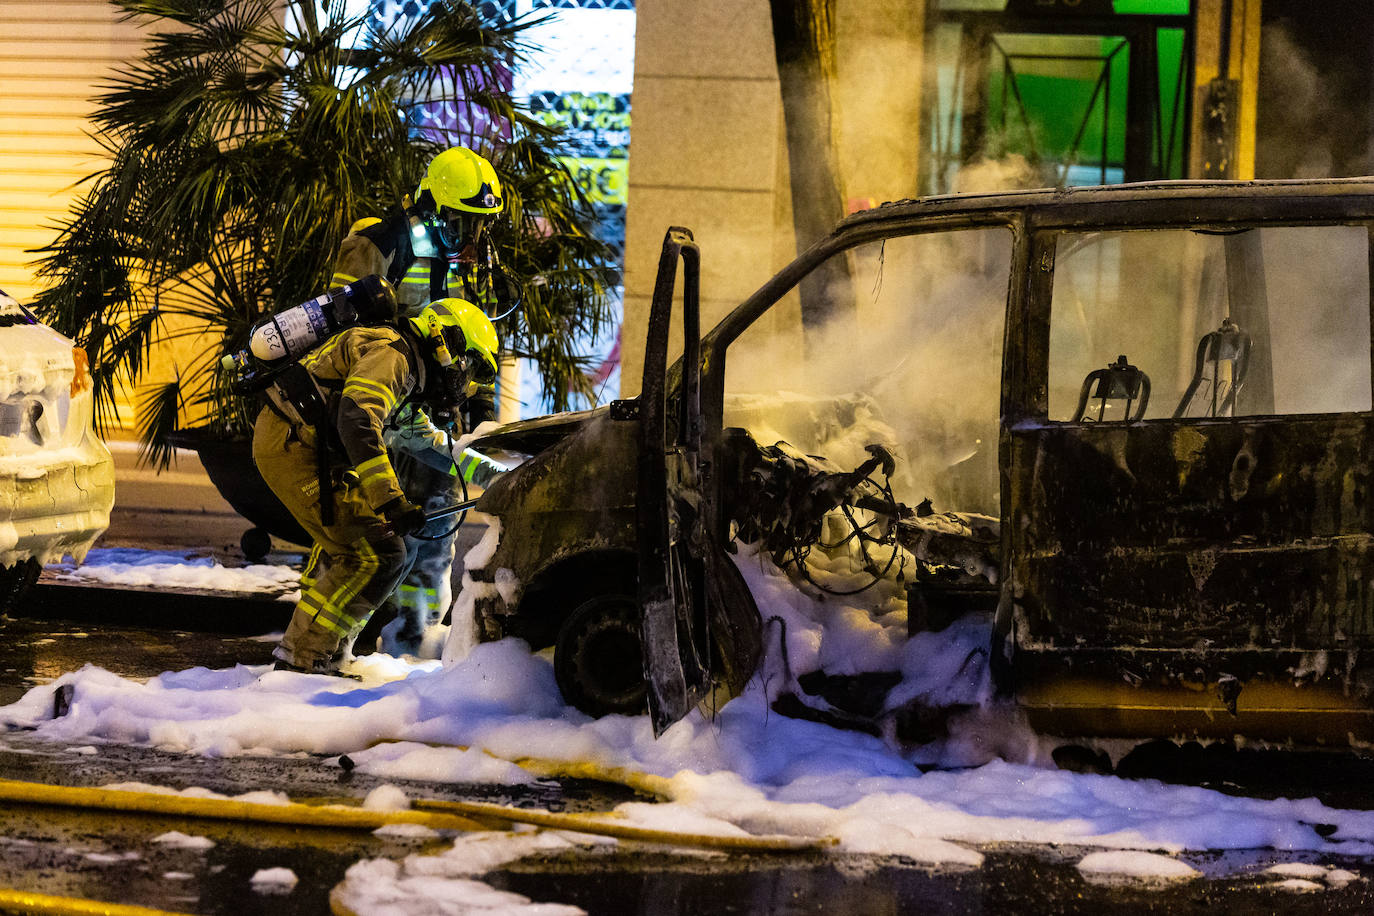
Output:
top-left (16, 581), bottom-right (290, 635)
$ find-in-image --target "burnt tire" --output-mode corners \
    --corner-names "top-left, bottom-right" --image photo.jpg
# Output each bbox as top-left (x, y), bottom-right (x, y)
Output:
top-left (554, 593), bottom-right (647, 718)
top-left (0, 558), bottom-right (42, 615)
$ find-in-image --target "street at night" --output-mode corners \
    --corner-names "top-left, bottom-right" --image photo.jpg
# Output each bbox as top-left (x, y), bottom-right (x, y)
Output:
top-left (11, 0), bottom-right (1374, 913)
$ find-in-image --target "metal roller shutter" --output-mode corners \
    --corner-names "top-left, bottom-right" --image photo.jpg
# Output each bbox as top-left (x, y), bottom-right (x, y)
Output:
top-left (0, 1), bottom-right (143, 302)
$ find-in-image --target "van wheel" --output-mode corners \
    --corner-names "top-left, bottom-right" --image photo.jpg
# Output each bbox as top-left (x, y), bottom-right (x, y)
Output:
top-left (0, 558), bottom-right (42, 615)
top-left (554, 593), bottom-right (646, 717)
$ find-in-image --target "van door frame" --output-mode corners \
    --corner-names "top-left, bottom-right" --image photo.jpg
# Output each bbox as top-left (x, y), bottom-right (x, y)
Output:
top-left (697, 208), bottom-right (1028, 660)
top-left (998, 193), bottom-right (1374, 701)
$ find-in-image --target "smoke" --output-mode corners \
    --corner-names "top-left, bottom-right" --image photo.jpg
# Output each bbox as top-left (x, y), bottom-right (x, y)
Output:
top-left (952, 154), bottom-right (1045, 194)
top-left (1257, 24), bottom-right (1372, 178)
top-left (724, 227), bottom-right (1010, 516)
top-left (1050, 225), bottom-right (1370, 420)
top-left (722, 219), bottom-right (1370, 520)
top-left (833, 29), bottom-right (925, 206)
top-left (1254, 226), bottom-right (1370, 414)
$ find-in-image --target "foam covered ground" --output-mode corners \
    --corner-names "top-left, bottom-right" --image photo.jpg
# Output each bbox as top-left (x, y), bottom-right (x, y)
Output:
top-left (6, 542), bottom-right (1373, 911)
top-left (52, 547), bottom-right (300, 596)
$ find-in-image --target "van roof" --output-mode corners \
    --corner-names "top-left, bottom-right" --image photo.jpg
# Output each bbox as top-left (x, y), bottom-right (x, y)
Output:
top-left (841, 177), bottom-right (1374, 228)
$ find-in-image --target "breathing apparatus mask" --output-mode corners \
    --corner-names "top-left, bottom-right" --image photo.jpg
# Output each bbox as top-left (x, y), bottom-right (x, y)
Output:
top-left (409, 298), bottom-right (500, 433)
top-left (412, 147), bottom-right (522, 318)
top-left (423, 363), bottom-right (464, 433)
top-left (440, 206), bottom-right (490, 254)
top-left (412, 199), bottom-right (491, 258)
top-left (428, 355), bottom-right (498, 432)
top-left (411, 199), bottom-right (517, 313)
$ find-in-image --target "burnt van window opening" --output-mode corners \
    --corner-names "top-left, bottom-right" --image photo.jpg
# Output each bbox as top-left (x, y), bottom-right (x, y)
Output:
top-left (1047, 225), bottom-right (1374, 422)
top-left (723, 228), bottom-right (1013, 519)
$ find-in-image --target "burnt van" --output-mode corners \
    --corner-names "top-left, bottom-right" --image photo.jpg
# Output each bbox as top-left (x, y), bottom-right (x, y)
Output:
top-left (468, 179), bottom-right (1374, 745)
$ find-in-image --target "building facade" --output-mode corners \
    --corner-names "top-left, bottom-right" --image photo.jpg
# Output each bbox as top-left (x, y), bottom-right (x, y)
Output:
top-left (619, 0), bottom-right (1265, 394)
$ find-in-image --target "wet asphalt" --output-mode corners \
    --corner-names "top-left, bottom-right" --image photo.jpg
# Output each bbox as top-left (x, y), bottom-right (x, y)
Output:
top-left (6, 603), bottom-right (1374, 913)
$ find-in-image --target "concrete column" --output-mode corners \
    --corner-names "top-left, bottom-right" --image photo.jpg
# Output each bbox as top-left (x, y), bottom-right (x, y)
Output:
top-left (621, 0), bottom-right (928, 396)
top-left (621, 0), bottom-right (786, 397)
top-left (1191, 0), bottom-right (1263, 180)
top-left (835, 0), bottom-right (926, 207)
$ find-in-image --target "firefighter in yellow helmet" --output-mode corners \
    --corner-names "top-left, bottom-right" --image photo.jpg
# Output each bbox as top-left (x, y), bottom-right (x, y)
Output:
top-left (321, 148), bottom-right (510, 661)
top-left (252, 296), bottom-right (495, 674)
top-left (407, 298), bottom-right (499, 427)
top-left (371, 298), bottom-right (497, 659)
top-left (331, 146), bottom-right (508, 311)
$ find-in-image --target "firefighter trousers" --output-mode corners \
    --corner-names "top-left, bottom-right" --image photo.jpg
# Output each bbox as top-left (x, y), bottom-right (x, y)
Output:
top-left (252, 408), bottom-right (408, 670)
top-left (376, 455), bottom-right (459, 657)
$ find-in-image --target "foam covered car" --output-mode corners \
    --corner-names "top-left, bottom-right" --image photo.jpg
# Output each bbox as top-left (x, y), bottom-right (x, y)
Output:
top-left (0, 287), bottom-right (114, 610)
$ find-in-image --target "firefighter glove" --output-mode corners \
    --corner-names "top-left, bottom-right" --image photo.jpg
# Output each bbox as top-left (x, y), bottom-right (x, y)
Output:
top-left (379, 496), bottom-right (427, 537)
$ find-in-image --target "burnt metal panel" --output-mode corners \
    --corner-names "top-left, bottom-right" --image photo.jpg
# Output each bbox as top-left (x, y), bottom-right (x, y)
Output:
top-left (1007, 415), bottom-right (1374, 660)
top-left (473, 411), bottom-right (638, 634)
top-left (638, 227), bottom-right (712, 735)
top-left (468, 408), bottom-right (605, 456)
top-left (841, 180), bottom-right (1374, 234)
top-left (997, 195), bottom-right (1374, 740)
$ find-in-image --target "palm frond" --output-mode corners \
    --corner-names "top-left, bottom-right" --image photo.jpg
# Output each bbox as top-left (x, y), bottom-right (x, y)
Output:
top-left (31, 0), bottom-right (612, 455)
top-left (134, 379), bottom-right (183, 470)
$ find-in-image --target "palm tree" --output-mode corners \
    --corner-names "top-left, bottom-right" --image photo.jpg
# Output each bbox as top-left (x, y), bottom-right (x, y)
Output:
top-left (31, 0), bottom-right (617, 468)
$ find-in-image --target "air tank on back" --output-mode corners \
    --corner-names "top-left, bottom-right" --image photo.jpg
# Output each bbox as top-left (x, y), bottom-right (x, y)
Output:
top-left (221, 275), bottom-right (397, 393)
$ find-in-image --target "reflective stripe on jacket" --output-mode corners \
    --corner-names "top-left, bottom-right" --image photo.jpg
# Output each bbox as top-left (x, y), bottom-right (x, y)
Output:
top-left (270, 325), bottom-right (422, 510)
top-left (332, 213), bottom-right (459, 312)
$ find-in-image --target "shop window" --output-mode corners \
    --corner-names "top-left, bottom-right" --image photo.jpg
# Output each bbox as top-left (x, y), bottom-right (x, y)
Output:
top-left (924, 2), bottom-right (1190, 193)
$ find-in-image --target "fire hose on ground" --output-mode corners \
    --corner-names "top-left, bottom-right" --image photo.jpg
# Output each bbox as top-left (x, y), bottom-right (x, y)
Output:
top-left (0, 887), bottom-right (198, 916)
top-left (0, 769), bottom-right (835, 915)
top-left (0, 769), bottom-right (835, 850)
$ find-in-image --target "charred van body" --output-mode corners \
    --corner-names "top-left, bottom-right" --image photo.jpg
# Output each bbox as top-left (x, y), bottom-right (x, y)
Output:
top-left (465, 180), bottom-right (1374, 747)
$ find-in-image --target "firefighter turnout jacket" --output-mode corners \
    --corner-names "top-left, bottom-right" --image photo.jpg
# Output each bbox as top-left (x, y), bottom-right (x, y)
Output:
top-left (323, 210), bottom-right (498, 660)
top-left (264, 324), bottom-right (423, 512)
top-left (332, 210), bottom-right (457, 311)
top-left (253, 323), bottom-right (430, 672)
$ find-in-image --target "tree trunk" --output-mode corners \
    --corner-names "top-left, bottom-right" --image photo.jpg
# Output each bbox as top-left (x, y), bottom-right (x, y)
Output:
top-left (770, 0), bottom-right (854, 333)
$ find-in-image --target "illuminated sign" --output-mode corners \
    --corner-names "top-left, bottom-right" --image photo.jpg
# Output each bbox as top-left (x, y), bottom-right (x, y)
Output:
top-left (528, 91), bottom-right (630, 206)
